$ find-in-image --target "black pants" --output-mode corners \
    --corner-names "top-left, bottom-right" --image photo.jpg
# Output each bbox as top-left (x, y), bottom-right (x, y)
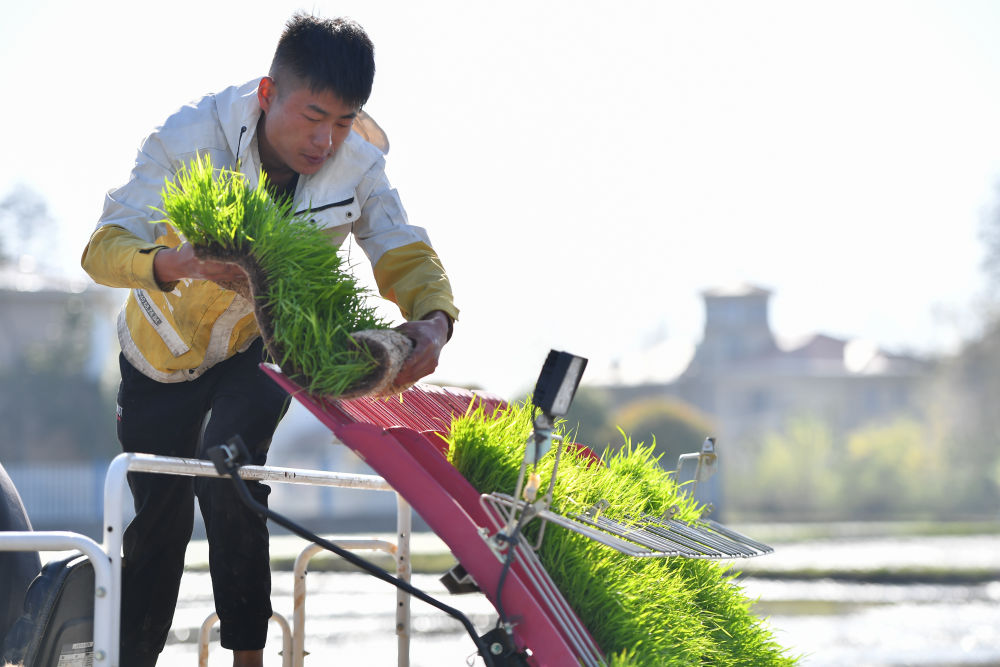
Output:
top-left (115, 339), bottom-right (289, 666)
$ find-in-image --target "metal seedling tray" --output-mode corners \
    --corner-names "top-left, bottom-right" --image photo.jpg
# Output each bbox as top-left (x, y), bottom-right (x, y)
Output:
top-left (485, 493), bottom-right (772, 560)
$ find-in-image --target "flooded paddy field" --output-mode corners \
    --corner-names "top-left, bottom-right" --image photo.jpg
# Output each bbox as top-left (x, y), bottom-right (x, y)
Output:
top-left (160, 529), bottom-right (1000, 666)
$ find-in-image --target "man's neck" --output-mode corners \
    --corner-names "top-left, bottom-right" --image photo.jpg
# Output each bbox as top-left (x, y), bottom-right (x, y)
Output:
top-left (269, 172), bottom-right (299, 202)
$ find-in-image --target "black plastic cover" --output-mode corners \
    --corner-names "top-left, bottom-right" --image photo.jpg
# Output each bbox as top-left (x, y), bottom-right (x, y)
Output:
top-left (532, 350), bottom-right (587, 418)
top-left (2, 554), bottom-right (95, 667)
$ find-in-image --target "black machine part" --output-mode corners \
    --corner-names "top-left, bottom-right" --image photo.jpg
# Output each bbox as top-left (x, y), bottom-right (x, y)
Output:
top-left (479, 626), bottom-right (532, 666)
top-left (2, 554), bottom-right (95, 667)
top-left (0, 461), bottom-right (42, 645)
top-left (531, 350), bottom-right (587, 419)
top-left (440, 562), bottom-right (482, 595)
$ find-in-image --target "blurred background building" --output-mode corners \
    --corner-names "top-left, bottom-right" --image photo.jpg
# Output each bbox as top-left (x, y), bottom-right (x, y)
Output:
top-left (596, 284), bottom-right (930, 448)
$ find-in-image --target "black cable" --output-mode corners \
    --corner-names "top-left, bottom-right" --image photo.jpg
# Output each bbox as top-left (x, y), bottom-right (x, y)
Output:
top-left (494, 499), bottom-right (533, 630)
top-left (496, 407), bottom-right (546, 630)
top-left (210, 443), bottom-right (496, 667)
top-left (531, 406), bottom-right (540, 465)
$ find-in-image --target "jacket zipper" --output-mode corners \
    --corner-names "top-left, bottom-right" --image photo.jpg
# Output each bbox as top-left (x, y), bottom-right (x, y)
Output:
top-left (295, 197), bottom-right (355, 216)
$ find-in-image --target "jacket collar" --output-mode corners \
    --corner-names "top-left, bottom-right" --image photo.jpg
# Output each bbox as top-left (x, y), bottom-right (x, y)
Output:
top-left (215, 79), bottom-right (264, 173)
top-left (295, 132), bottom-right (381, 210)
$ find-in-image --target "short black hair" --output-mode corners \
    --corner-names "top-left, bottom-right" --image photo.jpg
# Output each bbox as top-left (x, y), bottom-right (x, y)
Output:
top-left (269, 13), bottom-right (375, 110)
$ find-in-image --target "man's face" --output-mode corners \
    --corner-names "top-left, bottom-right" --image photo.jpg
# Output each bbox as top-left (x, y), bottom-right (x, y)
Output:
top-left (257, 77), bottom-right (358, 176)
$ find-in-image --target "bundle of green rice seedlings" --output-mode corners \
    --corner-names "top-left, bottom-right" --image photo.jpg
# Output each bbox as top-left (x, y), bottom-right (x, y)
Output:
top-left (159, 154), bottom-right (412, 398)
top-left (448, 402), bottom-right (796, 666)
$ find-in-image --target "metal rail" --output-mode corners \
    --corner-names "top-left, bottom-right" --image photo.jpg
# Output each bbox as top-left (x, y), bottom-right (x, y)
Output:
top-left (485, 493), bottom-right (773, 560)
top-left (0, 452), bottom-right (413, 667)
top-left (199, 611), bottom-right (293, 667)
top-left (103, 453), bottom-right (412, 666)
top-left (289, 530), bottom-right (411, 667)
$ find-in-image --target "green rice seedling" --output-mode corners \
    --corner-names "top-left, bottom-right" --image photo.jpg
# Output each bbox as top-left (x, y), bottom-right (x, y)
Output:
top-left (448, 401), bottom-right (796, 666)
top-left (158, 154), bottom-right (389, 396)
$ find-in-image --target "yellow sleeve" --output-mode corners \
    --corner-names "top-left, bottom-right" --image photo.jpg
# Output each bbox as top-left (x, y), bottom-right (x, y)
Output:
top-left (372, 241), bottom-right (459, 323)
top-left (80, 225), bottom-right (177, 292)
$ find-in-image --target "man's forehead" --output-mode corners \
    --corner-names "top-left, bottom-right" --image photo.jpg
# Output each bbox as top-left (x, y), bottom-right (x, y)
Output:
top-left (274, 78), bottom-right (361, 118)
top-left (305, 101), bottom-right (358, 118)
top-left (286, 86), bottom-right (359, 118)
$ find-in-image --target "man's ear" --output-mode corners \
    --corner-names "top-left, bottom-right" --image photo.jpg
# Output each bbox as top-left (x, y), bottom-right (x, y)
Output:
top-left (257, 76), bottom-right (276, 113)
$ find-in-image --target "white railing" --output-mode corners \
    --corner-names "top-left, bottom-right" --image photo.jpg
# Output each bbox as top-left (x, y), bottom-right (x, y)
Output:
top-left (199, 612), bottom-right (293, 667)
top-left (1, 452), bottom-right (413, 667)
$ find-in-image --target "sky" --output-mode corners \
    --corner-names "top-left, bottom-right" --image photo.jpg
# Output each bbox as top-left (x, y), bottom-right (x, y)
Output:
top-left (3, 0), bottom-right (1000, 398)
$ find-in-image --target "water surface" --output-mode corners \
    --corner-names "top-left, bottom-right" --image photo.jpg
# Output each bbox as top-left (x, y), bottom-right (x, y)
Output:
top-left (162, 533), bottom-right (1000, 666)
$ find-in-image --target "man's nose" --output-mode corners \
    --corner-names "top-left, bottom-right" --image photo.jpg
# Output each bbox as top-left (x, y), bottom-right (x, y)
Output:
top-left (312, 126), bottom-right (333, 148)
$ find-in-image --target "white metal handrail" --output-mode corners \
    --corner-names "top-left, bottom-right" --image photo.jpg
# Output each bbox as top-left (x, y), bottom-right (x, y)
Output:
top-left (290, 534), bottom-right (408, 667)
top-left (103, 452), bottom-right (413, 666)
top-left (199, 612), bottom-right (293, 667)
top-left (0, 451), bottom-right (414, 667)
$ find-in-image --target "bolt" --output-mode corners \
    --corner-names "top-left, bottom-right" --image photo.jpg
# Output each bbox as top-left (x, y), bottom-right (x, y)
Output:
top-left (94, 650), bottom-right (107, 661)
top-left (95, 587), bottom-right (107, 598)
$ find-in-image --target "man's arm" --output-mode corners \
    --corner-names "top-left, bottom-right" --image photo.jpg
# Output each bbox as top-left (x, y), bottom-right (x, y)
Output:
top-left (369, 241), bottom-right (458, 384)
top-left (81, 225), bottom-right (245, 291)
top-left (82, 129), bottom-right (191, 291)
top-left (350, 157), bottom-right (459, 385)
top-left (81, 224), bottom-right (172, 291)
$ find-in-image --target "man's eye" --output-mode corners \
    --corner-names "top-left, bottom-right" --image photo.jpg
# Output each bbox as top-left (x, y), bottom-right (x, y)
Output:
top-left (304, 115), bottom-right (321, 122)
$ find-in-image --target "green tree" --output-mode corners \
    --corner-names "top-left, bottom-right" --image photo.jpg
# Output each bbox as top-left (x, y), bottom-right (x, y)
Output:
top-left (0, 185), bottom-right (54, 263)
top-left (725, 412), bottom-right (981, 521)
top-left (559, 385), bottom-right (615, 450)
top-left (923, 336), bottom-right (1000, 516)
top-left (728, 415), bottom-right (841, 520)
top-left (0, 297), bottom-right (118, 463)
top-left (841, 417), bottom-right (945, 518)
top-left (927, 179), bottom-right (1000, 510)
top-left (0, 187), bottom-right (118, 463)
top-left (610, 397), bottom-right (715, 471)
top-left (943, 182), bottom-right (1000, 510)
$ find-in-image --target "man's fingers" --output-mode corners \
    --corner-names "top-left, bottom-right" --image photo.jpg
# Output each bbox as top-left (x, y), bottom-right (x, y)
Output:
top-left (396, 347), bottom-right (437, 385)
top-left (198, 260), bottom-right (245, 281)
top-left (154, 245), bottom-right (246, 284)
top-left (391, 316), bottom-right (448, 384)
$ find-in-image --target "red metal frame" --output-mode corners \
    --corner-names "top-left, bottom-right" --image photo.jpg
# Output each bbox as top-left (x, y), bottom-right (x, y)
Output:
top-left (262, 366), bottom-right (600, 666)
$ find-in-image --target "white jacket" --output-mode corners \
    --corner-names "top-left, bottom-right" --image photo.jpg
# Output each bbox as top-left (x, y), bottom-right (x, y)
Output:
top-left (82, 79), bottom-right (457, 382)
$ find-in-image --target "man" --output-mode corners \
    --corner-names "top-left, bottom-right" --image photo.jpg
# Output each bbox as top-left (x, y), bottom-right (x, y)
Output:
top-left (81, 14), bottom-right (457, 667)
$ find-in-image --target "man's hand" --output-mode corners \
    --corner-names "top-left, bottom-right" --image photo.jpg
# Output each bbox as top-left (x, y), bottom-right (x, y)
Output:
top-left (153, 244), bottom-right (247, 285)
top-left (394, 311), bottom-right (452, 386)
